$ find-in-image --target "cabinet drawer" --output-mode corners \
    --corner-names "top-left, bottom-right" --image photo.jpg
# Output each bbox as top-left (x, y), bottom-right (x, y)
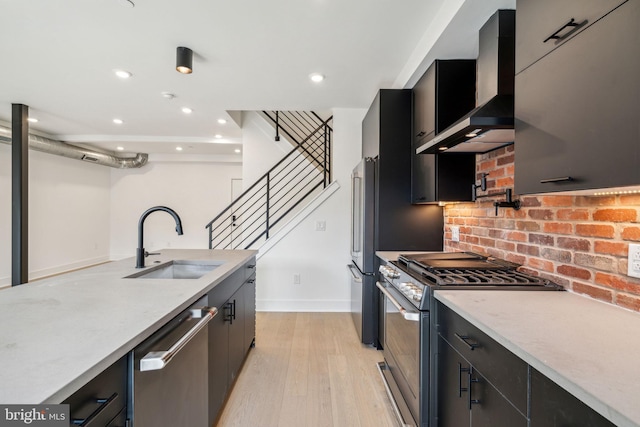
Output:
top-left (437, 302), bottom-right (528, 414)
top-left (516, 0), bottom-right (627, 73)
top-left (63, 356), bottom-right (127, 427)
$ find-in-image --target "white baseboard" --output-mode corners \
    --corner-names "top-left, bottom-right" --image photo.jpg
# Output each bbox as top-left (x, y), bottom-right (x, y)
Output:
top-left (257, 298), bottom-right (350, 312)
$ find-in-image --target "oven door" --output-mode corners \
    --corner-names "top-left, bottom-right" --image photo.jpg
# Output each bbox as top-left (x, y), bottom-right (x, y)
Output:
top-left (377, 281), bottom-right (425, 426)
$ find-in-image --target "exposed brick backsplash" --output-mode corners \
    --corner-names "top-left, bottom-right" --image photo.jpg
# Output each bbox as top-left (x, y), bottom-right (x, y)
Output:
top-left (443, 145), bottom-right (640, 312)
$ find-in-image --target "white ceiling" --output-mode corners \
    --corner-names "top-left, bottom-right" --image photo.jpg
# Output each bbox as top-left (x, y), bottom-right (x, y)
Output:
top-left (0, 0), bottom-right (514, 156)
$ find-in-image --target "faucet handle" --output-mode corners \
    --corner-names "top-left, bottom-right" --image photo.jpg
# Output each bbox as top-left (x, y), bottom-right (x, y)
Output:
top-left (145, 251), bottom-right (161, 257)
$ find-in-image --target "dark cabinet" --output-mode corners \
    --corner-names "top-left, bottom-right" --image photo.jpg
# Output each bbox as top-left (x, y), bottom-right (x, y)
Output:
top-left (63, 356), bottom-right (128, 427)
top-left (412, 60), bottom-right (477, 203)
top-left (207, 258), bottom-right (257, 426)
top-left (515, 0), bottom-right (626, 73)
top-left (412, 154), bottom-right (476, 203)
top-left (362, 89), bottom-right (444, 251)
top-left (514, 0), bottom-right (640, 194)
top-left (530, 368), bottom-right (616, 427)
top-left (436, 302), bottom-right (527, 426)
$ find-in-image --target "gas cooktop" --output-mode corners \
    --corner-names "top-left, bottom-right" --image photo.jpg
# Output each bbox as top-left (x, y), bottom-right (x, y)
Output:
top-left (394, 252), bottom-right (560, 289)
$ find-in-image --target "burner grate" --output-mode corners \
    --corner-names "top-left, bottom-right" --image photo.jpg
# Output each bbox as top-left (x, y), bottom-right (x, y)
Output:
top-left (419, 268), bottom-right (550, 287)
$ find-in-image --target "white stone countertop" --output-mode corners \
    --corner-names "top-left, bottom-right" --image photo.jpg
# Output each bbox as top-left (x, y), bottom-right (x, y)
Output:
top-left (435, 290), bottom-right (640, 427)
top-left (0, 249), bottom-right (257, 405)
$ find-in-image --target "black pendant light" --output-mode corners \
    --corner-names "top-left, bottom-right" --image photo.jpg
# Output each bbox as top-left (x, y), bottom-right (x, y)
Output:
top-left (176, 47), bottom-right (193, 74)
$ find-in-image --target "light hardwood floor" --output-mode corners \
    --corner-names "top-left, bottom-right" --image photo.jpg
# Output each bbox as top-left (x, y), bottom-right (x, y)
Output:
top-left (216, 312), bottom-right (399, 427)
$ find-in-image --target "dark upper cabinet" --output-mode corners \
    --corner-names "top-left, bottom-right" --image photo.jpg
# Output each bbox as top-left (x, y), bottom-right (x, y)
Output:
top-left (515, 0), bottom-right (627, 74)
top-left (362, 89), bottom-right (444, 250)
top-left (412, 60), bottom-right (477, 203)
top-left (514, 0), bottom-right (640, 194)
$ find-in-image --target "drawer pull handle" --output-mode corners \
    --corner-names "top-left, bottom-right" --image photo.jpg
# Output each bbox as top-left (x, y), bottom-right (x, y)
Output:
top-left (71, 392), bottom-right (118, 426)
top-left (455, 333), bottom-right (480, 350)
top-left (468, 374), bottom-right (481, 410)
top-left (540, 176), bottom-right (573, 184)
top-left (247, 264), bottom-right (256, 269)
top-left (140, 307), bottom-right (218, 371)
top-left (543, 18), bottom-right (581, 43)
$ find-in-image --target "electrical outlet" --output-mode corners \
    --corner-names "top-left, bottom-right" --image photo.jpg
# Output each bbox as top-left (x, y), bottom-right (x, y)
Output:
top-left (628, 244), bottom-right (640, 279)
top-left (315, 221), bottom-right (326, 231)
top-left (293, 274), bottom-right (301, 284)
top-left (451, 226), bottom-right (460, 242)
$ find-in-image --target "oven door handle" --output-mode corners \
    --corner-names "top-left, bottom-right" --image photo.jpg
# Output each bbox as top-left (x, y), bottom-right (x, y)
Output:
top-left (376, 282), bottom-right (420, 322)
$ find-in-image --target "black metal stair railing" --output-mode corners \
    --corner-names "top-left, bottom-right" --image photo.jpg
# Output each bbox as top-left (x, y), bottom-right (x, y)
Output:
top-left (206, 112), bottom-right (332, 250)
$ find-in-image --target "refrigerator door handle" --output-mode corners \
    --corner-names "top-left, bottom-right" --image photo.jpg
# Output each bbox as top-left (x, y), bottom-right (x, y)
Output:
top-left (347, 264), bottom-right (362, 282)
top-left (351, 175), bottom-right (362, 254)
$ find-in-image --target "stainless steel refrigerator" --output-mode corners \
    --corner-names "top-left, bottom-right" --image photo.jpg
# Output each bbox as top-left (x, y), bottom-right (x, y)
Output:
top-left (349, 157), bottom-right (444, 346)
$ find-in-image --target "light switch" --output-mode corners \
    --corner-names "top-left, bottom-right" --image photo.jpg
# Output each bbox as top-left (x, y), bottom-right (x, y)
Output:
top-left (315, 221), bottom-right (326, 231)
top-left (628, 243), bottom-right (640, 279)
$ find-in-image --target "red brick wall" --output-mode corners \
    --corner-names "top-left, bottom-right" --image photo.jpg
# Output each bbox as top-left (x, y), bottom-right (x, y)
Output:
top-left (443, 145), bottom-right (640, 312)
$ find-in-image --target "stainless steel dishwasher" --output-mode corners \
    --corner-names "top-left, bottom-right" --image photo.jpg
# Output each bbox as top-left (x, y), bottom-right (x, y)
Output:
top-left (131, 295), bottom-right (217, 427)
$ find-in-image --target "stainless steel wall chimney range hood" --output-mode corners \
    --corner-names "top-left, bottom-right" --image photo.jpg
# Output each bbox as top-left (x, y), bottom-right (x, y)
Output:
top-left (417, 9), bottom-right (515, 154)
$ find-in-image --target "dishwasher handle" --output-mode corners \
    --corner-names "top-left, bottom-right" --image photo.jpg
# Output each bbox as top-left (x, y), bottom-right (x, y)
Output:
top-left (140, 306), bottom-right (218, 371)
top-left (376, 282), bottom-right (420, 322)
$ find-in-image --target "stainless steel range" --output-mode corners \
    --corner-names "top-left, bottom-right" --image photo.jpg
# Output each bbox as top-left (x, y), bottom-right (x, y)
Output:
top-left (376, 252), bottom-right (561, 427)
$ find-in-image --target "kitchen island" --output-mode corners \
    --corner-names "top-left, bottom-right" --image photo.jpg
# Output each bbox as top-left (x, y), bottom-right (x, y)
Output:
top-left (0, 249), bottom-right (256, 405)
top-left (436, 290), bottom-right (640, 427)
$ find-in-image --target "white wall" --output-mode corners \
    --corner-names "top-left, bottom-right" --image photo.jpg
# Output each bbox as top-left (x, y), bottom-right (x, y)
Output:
top-left (240, 111), bottom-right (292, 185)
top-left (109, 160), bottom-right (242, 260)
top-left (0, 145), bottom-right (111, 287)
top-left (255, 108), bottom-right (365, 311)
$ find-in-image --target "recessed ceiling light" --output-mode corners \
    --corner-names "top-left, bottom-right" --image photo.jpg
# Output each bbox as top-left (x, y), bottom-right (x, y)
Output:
top-left (116, 0), bottom-right (135, 8)
top-left (182, 107), bottom-right (193, 114)
top-left (217, 119), bottom-right (227, 124)
top-left (114, 69), bottom-right (132, 79)
top-left (161, 92), bottom-right (176, 100)
top-left (309, 73), bottom-right (325, 83)
top-left (27, 117), bottom-right (38, 123)
top-left (215, 134), bottom-right (222, 139)
top-left (234, 149), bottom-right (241, 154)
top-left (113, 118), bottom-right (124, 124)
top-left (116, 146), bottom-right (124, 151)
top-left (176, 146), bottom-right (183, 151)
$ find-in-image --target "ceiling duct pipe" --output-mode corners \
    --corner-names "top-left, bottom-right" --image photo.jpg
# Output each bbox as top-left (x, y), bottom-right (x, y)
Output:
top-left (0, 125), bottom-right (148, 169)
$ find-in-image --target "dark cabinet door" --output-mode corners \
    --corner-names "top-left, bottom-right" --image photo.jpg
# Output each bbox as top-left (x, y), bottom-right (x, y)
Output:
top-left (469, 369), bottom-right (527, 427)
top-left (413, 64), bottom-right (437, 145)
top-left (530, 368), bottom-right (616, 427)
top-left (438, 336), bottom-right (471, 427)
top-left (207, 303), bottom-right (230, 427)
top-left (514, 0), bottom-right (640, 194)
top-left (515, 0), bottom-right (627, 73)
top-left (64, 356), bottom-right (127, 427)
top-left (244, 275), bottom-right (256, 350)
top-left (412, 154), bottom-right (476, 203)
top-left (227, 286), bottom-right (246, 385)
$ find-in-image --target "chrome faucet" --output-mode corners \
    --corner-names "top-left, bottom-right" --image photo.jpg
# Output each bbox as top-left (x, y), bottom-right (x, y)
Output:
top-left (136, 206), bottom-right (183, 268)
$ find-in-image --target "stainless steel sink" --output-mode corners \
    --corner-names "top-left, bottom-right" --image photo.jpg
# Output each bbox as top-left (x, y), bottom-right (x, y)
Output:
top-left (126, 260), bottom-right (222, 279)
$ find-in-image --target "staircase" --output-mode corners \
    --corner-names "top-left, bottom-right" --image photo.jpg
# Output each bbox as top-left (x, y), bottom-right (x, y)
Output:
top-left (206, 111), bottom-right (333, 250)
